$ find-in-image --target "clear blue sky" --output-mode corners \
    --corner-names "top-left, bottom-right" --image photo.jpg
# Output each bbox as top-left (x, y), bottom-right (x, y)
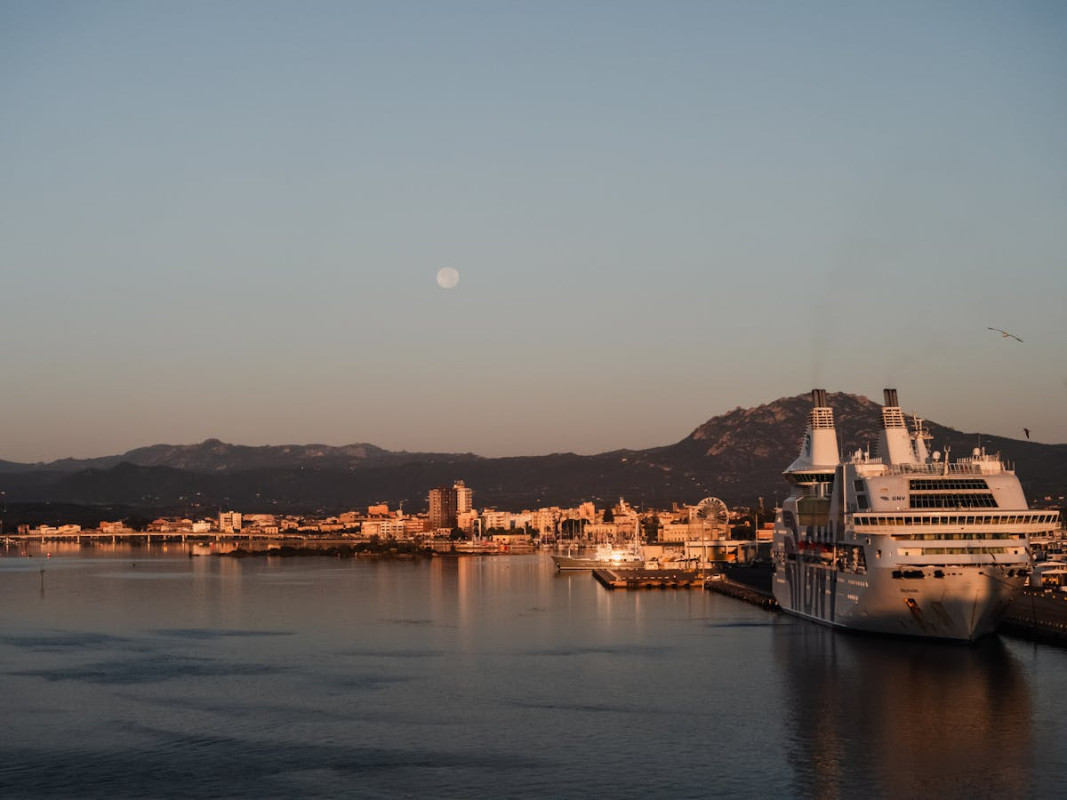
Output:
top-left (2, 1), bottom-right (1065, 462)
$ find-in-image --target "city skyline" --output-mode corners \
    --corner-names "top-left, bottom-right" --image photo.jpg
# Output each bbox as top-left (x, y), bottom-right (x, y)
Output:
top-left (3, 1), bottom-right (1065, 463)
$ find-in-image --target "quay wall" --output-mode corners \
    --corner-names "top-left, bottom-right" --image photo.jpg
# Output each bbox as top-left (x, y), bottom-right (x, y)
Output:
top-left (1000, 588), bottom-right (1067, 646)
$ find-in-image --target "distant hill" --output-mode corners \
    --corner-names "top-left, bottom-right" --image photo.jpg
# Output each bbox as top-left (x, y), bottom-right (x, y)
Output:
top-left (1, 393), bottom-right (1063, 520)
top-left (0, 439), bottom-right (482, 473)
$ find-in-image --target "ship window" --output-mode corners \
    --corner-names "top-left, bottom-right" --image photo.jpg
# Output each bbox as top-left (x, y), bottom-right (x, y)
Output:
top-left (909, 478), bottom-right (990, 491)
top-left (909, 493), bottom-right (998, 509)
top-left (798, 497), bottom-right (831, 525)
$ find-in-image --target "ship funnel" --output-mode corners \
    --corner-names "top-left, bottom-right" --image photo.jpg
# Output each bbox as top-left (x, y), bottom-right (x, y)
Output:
top-left (878, 387), bottom-right (917, 464)
top-left (785, 388), bottom-right (840, 474)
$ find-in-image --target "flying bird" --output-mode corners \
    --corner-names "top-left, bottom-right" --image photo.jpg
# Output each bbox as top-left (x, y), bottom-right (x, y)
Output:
top-left (988, 327), bottom-right (1023, 342)
top-left (1024, 428), bottom-right (1031, 440)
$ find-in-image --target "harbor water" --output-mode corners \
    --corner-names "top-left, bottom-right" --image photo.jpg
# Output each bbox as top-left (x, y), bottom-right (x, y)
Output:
top-left (2, 545), bottom-right (1065, 798)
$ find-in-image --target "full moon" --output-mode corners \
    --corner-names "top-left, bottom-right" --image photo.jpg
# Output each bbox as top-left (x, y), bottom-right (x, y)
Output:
top-left (436, 267), bottom-right (460, 289)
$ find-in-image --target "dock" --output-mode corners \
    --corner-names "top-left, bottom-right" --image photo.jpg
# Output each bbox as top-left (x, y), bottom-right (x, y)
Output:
top-left (705, 577), bottom-right (779, 609)
top-left (999, 588), bottom-right (1067, 645)
top-left (592, 568), bottom-right (705, 589)
top-left (589, 568), bottom-right (780, 606)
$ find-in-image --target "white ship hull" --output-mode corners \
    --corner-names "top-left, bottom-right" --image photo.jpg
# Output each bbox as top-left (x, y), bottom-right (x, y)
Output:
top-left (773, 559), bottom-right (1025, 641)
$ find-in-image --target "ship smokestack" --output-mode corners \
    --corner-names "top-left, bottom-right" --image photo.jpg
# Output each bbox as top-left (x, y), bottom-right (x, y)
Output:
top-left (785, 388), bottom-right (840, 473)
top-left (878, 387), bottom-right (917, 464)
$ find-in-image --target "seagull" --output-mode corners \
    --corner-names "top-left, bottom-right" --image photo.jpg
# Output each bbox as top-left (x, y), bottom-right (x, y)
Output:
top-left (988, 327), bottom-right (1023, 342)
top-left (1024, 428), bottom-right (1031, 440)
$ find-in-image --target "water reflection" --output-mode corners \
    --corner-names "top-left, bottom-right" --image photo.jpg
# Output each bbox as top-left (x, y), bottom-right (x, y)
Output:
top-left (776, 624), bottom-right (1032, 798)
top-left (3, 540), bottom-right (191, 559)
top-left (2, 547), bottom-right (1053, 798)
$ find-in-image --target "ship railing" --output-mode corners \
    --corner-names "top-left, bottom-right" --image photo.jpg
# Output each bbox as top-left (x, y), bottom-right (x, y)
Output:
top-left (849, 460), bottom-right (1003, 476)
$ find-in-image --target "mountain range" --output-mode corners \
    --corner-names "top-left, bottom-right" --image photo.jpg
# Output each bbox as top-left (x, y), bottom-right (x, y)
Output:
top-left (1, 392), bottom-right (1064, 525)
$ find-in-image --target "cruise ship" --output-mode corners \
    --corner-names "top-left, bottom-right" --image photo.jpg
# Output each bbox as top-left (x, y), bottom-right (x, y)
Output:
top-left (772, 388), bottom-right (1059, 641)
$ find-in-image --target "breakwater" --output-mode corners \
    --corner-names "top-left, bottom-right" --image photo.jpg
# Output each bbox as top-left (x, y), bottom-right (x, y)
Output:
top-left (705, 577), bottom-right (779, 609)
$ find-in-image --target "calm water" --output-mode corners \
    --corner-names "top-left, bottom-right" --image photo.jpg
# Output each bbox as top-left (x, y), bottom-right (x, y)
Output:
top-left (2, 544), bottom-right (1066, 799)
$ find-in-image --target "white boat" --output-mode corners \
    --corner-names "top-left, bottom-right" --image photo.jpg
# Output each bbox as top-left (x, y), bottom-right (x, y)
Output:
top-left (772, 388), bottom-right (1059, 641)
top-left (552, 542), bottom-right (644, 571)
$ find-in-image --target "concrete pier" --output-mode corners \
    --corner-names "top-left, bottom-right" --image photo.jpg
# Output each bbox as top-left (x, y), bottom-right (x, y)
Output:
top-left (999, 588), bottom-right (1067, 645)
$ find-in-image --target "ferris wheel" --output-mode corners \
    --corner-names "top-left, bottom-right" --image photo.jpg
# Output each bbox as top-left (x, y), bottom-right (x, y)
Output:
top-left (692, 497), bottom-right (729, 534)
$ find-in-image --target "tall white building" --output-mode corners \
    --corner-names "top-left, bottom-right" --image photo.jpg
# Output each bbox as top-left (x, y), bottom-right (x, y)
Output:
top-left (455, 480), bottom-right (473, 514)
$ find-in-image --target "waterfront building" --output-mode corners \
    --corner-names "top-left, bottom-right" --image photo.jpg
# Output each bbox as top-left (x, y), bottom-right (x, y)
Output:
top-left (429, 487), bottom-right (456, 530)
top-left (454, 481), bottom-right (472, 514)
top-left (429, 481), bottom-right (474, 530)
top-left (148, 518), bottom-right (193, 533)
top-left (584, 522), bottom-right (618, 541)
top-left (659, 521), bottom-right (692, 544)
top-left (528, 507), bottom-right (560, 536)
top-left (457, 509), bottom-right (479, 533)
top-left (481, 509), bottom-right (512, 531)
top-left (218, 510), bottom-right (243, 532)
top-left (363, 518), bottom-right (415, 540)
top-left (405, 518), bottom-right (430, 537)
top-left (489, 530), bottom-right (535, 551)
top-left (338, 511), bottom-right (362, 527)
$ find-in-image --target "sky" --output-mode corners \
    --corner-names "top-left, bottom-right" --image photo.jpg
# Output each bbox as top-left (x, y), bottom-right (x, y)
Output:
top-left (2, 1), bottom-right (1065, 463)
